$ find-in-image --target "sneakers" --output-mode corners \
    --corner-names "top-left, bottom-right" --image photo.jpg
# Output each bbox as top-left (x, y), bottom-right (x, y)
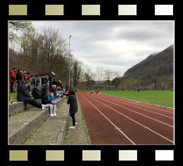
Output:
top-left (50, 113), bottom-right (57, 117)
top-left (75, 122), bottom-right (78, 125)
top-left (42, 104), bottom-right (47, 109)
top-left (69, 126), bottom-right (75, 129)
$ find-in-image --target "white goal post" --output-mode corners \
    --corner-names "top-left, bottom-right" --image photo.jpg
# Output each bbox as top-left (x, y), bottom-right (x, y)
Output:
top-left (106, 86), bottom-right (116, 90)
top-left (92, 85), bottom-right (105, 91)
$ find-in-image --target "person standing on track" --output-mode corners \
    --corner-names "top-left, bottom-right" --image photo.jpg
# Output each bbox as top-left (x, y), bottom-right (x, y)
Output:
top-left (67, 89), bottom-right (78, 129)
top-left (98, 88), bottom-right (100, 94)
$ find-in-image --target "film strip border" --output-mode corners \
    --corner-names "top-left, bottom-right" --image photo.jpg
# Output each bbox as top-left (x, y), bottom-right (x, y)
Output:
top-left (8, 4), bottom-right (174, 16)
top-left (8, 149), bottom-right (175, 161)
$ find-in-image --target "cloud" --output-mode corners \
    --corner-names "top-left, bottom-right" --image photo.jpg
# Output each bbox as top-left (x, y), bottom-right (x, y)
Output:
top-left (31, 21), bottom-right (174, 77)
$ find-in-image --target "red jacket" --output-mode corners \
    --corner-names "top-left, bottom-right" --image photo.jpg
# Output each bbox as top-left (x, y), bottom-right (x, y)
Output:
top-left (26, 75), bottom-right (31, 81)
top-left (21, 73), bottom-right (24, 83)
top-left (65, 90), bottom-right (69, 95)
top-left (10, 70), bottom-right (16, 82)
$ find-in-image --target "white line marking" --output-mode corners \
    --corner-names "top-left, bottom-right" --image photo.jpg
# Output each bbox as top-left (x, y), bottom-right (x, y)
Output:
top-left (83, 94), bottom-right (173, 144)
top-left (91, 95), bottom-right (173, 127)
top-left (100, 95), bottom-right (173, 119)
top-left (80, 94), bottom-right (136, 145)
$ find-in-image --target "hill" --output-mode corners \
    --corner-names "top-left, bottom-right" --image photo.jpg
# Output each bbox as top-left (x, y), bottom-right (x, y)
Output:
top-left (113, 45), bottom-right (173, 90)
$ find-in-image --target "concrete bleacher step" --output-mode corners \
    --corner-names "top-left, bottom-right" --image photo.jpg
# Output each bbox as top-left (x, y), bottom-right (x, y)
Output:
top-left (9, 99), bottom-right (41, 117)
top-left (9, 97), bottom-right (64, 145)
top-left (24, 98), bottom-right (69, 145)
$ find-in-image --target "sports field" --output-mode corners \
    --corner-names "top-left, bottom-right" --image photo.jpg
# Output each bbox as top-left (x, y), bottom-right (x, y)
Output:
top-left (101, 90), bottom-right (173, 108)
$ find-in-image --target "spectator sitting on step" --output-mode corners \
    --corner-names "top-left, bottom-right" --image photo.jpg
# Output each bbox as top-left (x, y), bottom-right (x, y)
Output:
top-left (41, 90), bottom-right (54, 116)
top-left (32, 82), bottom-right (42, 99)
top-left (65, 89), bottom-right (70, 97)
top-left (17, 80), bottom-right (47, 110)
top-left (48, 92), bottom-right (57, 116)
top-left (56, 85), bottom-right (62, 97)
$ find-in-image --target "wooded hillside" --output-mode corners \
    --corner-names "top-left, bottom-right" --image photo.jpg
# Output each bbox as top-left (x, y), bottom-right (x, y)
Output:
top-left (112, 45), bottom-right (173, 90)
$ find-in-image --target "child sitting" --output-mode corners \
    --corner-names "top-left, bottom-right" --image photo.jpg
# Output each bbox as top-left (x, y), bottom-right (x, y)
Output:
top-left (48, 92), bottom-right (57, 116)
top-left (56, 85), bottom-right (62, 97)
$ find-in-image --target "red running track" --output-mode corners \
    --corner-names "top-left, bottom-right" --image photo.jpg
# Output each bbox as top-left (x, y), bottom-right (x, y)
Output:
top-left (77, 92), bottom-right (174, 145)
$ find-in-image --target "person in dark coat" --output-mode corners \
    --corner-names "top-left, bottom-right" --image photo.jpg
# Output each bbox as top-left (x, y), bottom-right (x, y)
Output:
top-left (31, 75), bottom-right (36, 90)
top-left (57, 80), bottom-right (63, 89)
top-left (67, 89), bottom-right (78, 129)
top-left (50, 85), bottom-right (57, 97)
top-left (16, 69), bottom-right (23, 90)
top-left (41, 84), bottom-right (49, 94)
top-left (53, 79), bottom-right (57, 85)
top-left (17, 80), bottom-right (47, 109)
top-left (41, 76), bottom-right (48, 88)
top-left (42, 90), bottom-right (53, 105)
top-left (32, 82), bottom-right (42, 99)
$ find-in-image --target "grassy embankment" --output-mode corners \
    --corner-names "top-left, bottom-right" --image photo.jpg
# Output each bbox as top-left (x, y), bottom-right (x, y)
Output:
top-left (101, 90), bottom-right (173, 108)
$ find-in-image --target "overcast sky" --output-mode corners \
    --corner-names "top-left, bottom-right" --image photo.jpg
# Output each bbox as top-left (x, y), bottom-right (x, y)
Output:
top-left (31, 21), bottom-right (174, 78)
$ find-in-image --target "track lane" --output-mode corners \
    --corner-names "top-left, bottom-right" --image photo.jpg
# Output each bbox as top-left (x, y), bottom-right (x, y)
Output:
top-left (97, 94), bottom-right (173, 119)
top-left (78, 92), bottom-right (173, 145)
top-left (91, 94), bottom-right (173, 126)
top-left (101, 94), bottom-right (173, 114)
top-left (77, 93), bottom-right (134, 144)
top-left (84, 93), bottom-right (173, 142)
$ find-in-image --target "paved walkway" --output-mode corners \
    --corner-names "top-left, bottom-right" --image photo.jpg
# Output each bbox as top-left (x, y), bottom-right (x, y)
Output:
top-left (63, 97), bottom-right (91, 145)
top-left (24, 96), bottom-right (91, 145)
top-left (24, 97), bottom-right (69, 145)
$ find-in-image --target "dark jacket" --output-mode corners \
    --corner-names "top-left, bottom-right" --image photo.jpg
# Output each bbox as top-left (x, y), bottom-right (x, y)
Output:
top-left (31, 76), bottom-right (35, 84)
top-left (42, 94), bottom-right (52, 104)
top-left (36, 77), bottom-right (40, 83)
top-left (41, 86), bottom-right (48, 94)
top-left (50, 87), bottom-right (56, 96)
top-left (32, 87), bottom-right (42, 99)
top-left (57, 82), bottom-right (63, 89)
top-left (42, 77), bottom-right (47, 84)
top-left (17, 84), bottom-right (31, 101)
top-left (67, 95), bottom-right (78, 114)
top-left (16, 72), bottom-right (23, 81)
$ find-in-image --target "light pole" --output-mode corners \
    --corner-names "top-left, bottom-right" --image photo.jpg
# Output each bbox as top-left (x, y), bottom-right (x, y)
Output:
top-left (69, 35), bottom-right (72, 88)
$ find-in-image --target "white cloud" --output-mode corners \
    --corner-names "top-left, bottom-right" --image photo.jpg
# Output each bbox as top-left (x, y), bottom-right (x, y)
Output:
top-left (31, 21), bottom-right (174, 78)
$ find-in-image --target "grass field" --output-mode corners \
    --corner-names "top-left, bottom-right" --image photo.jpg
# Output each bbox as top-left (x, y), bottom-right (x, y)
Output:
top-left (101, 90), bottom-right (174, 108)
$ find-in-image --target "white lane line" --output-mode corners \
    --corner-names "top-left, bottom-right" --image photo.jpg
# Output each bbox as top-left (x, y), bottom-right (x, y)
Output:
top-left (91, 95), bottom-right (173, 127)
top-left (100, 96), bottom-right (173, 119)
top-left (80, 94), bottom-right (135, 145)
top-left (101, 94), bottom-right (173, 113)
top-left (83, 94), bottom-right (174, 144)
